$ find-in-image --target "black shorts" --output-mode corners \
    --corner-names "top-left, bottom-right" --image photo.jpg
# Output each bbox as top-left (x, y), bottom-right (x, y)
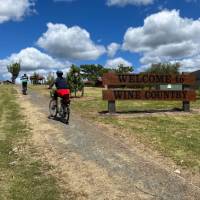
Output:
top-left (22, 82), bottom-right (27, 88)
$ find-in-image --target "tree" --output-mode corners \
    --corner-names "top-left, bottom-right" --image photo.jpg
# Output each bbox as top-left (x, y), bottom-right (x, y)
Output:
top-left (80, 64), bottom-right (110, 84)
top-left (114, 64), bottom-right (133, 74)
top-left (46, 72), bottom-right (55, 85)
top-left (145, 63), bottom-right (180, 74)
top-left (67, 65), bottom-right (84, 97)
top-left (7, 62), bottom-right (21, 84)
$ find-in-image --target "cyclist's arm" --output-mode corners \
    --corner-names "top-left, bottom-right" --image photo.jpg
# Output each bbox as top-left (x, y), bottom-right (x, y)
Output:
top-left (48, 81), bottom-right (55, 89)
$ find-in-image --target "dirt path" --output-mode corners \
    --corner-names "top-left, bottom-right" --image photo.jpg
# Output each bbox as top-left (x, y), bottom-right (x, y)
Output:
top-left (16, 88), bottom-right (200, 200)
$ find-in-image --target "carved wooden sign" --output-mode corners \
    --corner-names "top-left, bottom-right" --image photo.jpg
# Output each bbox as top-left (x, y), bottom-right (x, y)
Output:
top-left (103, 90), bottom-right (196, 101)
top-left (102, 72), bottom-right (196, 113)
top-left (103, 72), bottom-right (196, 86)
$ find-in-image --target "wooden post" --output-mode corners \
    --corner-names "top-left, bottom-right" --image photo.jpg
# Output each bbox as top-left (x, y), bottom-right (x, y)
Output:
top-left (182, 84), bottom-right (190, 112)
top-left (81, 87), bottom-right (84, 97)
top-left (105, 85), bottom-right (116, 113)
top-left (182, 101), bottom-right (190, 112)
top-left (108, 101), bottom-right (116, 113)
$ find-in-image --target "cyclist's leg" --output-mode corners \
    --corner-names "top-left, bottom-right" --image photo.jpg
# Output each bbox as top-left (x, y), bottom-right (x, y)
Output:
top-left (53, 90), bottom-right (58, 107)
top-left (24, 82), bottom-right (27, 90)
top-left (22, 82), bottom-right (26, 91)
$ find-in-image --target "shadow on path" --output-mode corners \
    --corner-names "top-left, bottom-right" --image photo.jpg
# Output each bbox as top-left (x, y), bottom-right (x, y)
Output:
top-left (48, 116), bottom-right (69, 125)
top-left (99, 107), bottom-right (183, 115)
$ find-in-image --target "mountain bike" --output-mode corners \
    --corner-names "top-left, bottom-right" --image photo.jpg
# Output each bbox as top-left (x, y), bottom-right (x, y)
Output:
top-left (49, 90), bottom-right (70, 123)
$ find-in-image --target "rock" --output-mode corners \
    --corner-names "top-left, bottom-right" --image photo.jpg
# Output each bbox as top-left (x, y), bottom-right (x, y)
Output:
top-left (9, 161), bottom-right (17, 166)
top-left (174, 169), bottom-right (181, 174)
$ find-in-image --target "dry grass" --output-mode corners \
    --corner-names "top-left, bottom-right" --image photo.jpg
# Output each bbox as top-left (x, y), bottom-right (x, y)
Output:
top-left (0, 85), bottom-right (60, 200)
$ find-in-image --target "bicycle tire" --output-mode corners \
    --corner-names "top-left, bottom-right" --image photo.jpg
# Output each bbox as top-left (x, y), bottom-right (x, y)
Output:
top-left (49, 99), bottom-right (57, 117)
top-left (65, 105), bottom-right (70, 123)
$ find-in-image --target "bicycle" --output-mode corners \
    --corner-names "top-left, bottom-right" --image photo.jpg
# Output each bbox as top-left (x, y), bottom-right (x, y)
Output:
top-left (22, 83), bottom-right (27, 95)
top-left (49, 90), bottom-right (70, 124)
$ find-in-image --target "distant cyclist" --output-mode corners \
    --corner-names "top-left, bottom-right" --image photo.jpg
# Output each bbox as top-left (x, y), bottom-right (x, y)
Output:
top-left (20, 74), bottom-right (28, 95)
top-left (48, 71), bottom-right (70, 101)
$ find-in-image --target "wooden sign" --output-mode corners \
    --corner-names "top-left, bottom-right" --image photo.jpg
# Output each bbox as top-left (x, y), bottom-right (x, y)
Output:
top-left (103, 90), bottom-right (196, 101)
top-left (103, 72), bottom-right (196, 86)
top-left (102, 72), bottom-right (196, 113)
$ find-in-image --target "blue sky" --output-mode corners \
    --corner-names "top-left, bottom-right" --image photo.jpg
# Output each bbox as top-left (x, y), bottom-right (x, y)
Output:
top-left (1, 0), bottom-right (200, 79)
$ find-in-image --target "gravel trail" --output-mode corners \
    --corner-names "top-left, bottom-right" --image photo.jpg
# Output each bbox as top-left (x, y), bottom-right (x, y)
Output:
top-left (17, 88), bottom-right (200, 200)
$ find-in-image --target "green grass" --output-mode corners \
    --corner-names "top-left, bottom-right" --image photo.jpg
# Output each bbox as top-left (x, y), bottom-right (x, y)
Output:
top-left (30, 86), bottom-right (200, 173)
top-left (0, 85), bottom-right (60, 200)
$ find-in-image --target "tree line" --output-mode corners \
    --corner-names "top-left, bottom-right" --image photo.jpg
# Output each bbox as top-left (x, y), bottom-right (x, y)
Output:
top-left (6, 62), bottom-right (181, 94)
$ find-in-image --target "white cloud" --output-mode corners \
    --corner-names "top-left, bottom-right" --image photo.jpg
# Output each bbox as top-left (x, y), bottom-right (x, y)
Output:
top-left (175, 56), bottom-right (200, 72)
top-left (37, 23), bottom-right (106, 61)
top-left (0, 60), bottom-right (10, 80)
top-left (0, 47), bottom-right (70, 80)
top-left (106, 0), bottom-right (154, 6)
top-left (107, 43), bottom-right (120, 57)
top-left (0, 0), bottom-right (35, 24)
top-left (123, 9), bottom-right (200, 72)
top-left (139, 56), bottom-right (200, 73)
top-left (105, 57), bottom-right (132, 68)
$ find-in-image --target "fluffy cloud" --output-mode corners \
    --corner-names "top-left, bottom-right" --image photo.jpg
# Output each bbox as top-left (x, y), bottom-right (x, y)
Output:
top-left (0, 0), bottom-right (35, 24)
top-left (106, 0), bottom-right (154, 6)
top-left (141, 55), bottom-right (200, 73)
top-left (105, 57), bottom-right (132, 68)
top-left (37, 23), bottom-right (106, 61)
top-left (0, 60), bottom-right (10, 80)
top-left (175, 56), bottom-right (200, 72)
top-left (123, 9), bottom-right (200, 71)
top-left (0, 47), bottom-right (70, 79)
top-left (107, 43), bottom-right (120, 57)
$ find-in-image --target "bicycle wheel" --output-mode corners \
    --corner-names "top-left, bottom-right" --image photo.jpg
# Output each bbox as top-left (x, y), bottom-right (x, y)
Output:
top-left (65, 105), bottom-right (70, 123)
top-left (49, 99), bottom-right (57, 117)
top-left (60, 103), bottom-right (70, 122)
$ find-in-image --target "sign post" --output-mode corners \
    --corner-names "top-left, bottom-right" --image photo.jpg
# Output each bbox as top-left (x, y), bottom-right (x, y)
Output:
top-left (102, 72), bottom-right (196, 113)
top-left (182, 85), bottom-right (191, 112)
top-left (108, 101), bottom-right (116, 113)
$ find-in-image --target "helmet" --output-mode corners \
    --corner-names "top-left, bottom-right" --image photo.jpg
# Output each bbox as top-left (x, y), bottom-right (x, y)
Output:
top-left (56, 70), bottom-right (63, 76)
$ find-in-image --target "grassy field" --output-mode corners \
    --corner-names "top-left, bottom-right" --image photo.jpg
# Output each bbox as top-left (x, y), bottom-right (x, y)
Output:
top-left (0, 85), bottom-right (60, 200)
top-left (30, 85), bottom-right (200, 173)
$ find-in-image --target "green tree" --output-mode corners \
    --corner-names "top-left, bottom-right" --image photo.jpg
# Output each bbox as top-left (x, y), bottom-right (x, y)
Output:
top-left (80, 64), bottom-right (110, 84)
top-left (7, 62), bottom-right (21, 84)
top-left (145, 63), bottom-right (180, 74)
top-left (114, 64), bottom-right (133, 73)
top-left (67, 65), bottom-right (84, 97)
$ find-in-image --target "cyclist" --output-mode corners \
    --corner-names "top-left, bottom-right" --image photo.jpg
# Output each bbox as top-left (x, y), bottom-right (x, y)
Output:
top-left (20, 74), bottom-right (29, 94)
top-left (48, 70), bottom-right (70, 102)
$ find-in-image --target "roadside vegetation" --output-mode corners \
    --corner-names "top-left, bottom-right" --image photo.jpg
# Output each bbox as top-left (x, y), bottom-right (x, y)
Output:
top-left (0, 85), bottom-right (60, 200)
